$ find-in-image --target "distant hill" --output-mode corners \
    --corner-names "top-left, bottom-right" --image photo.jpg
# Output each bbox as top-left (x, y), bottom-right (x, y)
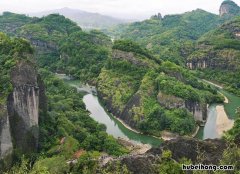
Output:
top-left (108, 9), bottom-right (222, 65)
top-left (28, 7), bottom-right (129, 29)
top-left (187, 16), bottom-right (240, 95)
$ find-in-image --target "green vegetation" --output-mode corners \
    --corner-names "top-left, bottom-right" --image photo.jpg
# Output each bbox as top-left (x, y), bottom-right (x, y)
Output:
top-left (189, 17), bottom-right (240, 96)
top-left (0, 13), bottom-right (112, 82)
top-left (0, 12), bottom-right (33, 36)
top-left (107, 9), bottom-right (227, 65)
top-left (0, 32), bottom-right (33, 104)
top-left (98, 41), bottom-right (223, 136)
top-left (1, 2), bottom-right (240, 172)
top-left (0, 33), bottom-right (127, 173)
top-left (35, 69), bottom-right (127, 172)
top-left (3, 69), bottom-right (127, 173)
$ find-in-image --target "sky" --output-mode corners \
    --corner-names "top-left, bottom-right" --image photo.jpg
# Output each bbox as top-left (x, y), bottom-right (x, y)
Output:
top-left (0, 0), bottom-right (240, 20)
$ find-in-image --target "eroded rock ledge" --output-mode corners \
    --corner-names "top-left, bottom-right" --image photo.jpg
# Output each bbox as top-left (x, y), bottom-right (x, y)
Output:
top-left (103, 137), bottom-right (227, 174)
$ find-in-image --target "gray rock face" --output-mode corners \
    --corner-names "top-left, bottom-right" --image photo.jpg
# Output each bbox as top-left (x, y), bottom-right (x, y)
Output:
top-left (112, 50), bottom-right (149, 67)
top-left (103, 138), bottom-right (227, 174)
top-left (219, 0), bottom-right (240, 17)
top-left (0, 107), bottom-right (13, 160)
top-left (7, 61), bottom-right (41, 154)
top-left (157, 92), bottom-right (207, 121)
top-left (185, 101), bottom-right (207, 121)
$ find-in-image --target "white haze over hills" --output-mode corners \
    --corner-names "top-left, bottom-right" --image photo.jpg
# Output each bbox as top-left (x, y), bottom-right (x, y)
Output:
top-left (28, 8), bottom-right (130, 29)
top-left (1, 0), bottom-right (240, 19)
top-left (1, 0), bottom-right (240, 29)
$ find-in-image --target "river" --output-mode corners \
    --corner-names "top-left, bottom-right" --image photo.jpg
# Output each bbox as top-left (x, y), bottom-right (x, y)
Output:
top-left (57, 75), bottom-right (162, 147)
top-left (196, 80), bottom-right (240, 139)
top-left (57, 74), bottom-right (240, 145)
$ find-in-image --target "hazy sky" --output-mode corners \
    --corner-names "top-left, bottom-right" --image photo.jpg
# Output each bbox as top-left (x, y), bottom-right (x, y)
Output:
top-left (0, 0), bottom-right (240, 20)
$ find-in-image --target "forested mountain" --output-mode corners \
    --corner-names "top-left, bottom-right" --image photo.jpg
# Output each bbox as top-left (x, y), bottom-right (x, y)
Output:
top-left (188, 16), bottom-right (240, 96)
top-left (107, 0), bottom-right (240, 96)
top-left (0, 12), bottom-right (111, 82)
top-left (97, 40), bottom-right (223, 136)
top-left (0, 33), bottom-right (126, 173)
top-left (0, 12), bottom-right (33, 35)
top-left (107, 9), bottom-right (222, 65)
top-left (0, 0), bottom-right (240, 173)
top-left (108, 1), bottom-right (240, 65)
top-left (29, 7), bottom-right (128, 29)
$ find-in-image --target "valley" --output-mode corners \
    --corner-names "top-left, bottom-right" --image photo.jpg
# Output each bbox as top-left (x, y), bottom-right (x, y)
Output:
top-left (0, 0), bottom-right (240, 173)
top-left (59, 74), bottom-right (162, 147)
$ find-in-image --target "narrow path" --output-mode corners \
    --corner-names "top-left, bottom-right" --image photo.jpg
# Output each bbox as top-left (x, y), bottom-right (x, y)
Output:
top-left (202, 79), bottom-right (223, 89)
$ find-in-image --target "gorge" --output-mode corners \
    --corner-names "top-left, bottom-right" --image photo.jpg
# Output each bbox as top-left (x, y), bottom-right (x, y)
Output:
top-left (0, 0), bottom-right (240, 173)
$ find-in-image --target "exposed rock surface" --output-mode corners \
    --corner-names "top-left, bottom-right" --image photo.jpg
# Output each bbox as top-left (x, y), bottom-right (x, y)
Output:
top-left (112, 50), bottom-right (149, 67)
top-left (6, 61), bottom-right (45, 154)
top-left (103, 138), bottom-right (227, 174)
top-left (219, 0), bottom-right (240, 17)
top-left (0, 60), bottom-right (45, 170)
top-left (0, 107), bottom-right (13, 161)
top-left (157, 92), bottom-right (207, 121)
top-left (156, 138), bottom-right (226, 164)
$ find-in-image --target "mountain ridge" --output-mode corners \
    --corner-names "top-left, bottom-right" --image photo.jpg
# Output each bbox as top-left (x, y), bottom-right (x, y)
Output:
top-left (28, 7), bottom-right (131, 29)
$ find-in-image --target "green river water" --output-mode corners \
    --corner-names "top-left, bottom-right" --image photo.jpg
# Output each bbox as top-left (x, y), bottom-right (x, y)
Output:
top-left (58, 75), bottom-right (240, 145)
top-left (196, 83), bottom-right (240, 139)
top-left (60, 77), bottom-right (162, 147)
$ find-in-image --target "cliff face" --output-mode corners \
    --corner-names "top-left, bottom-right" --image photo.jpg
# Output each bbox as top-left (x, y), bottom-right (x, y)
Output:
top-left (0, 60), bottom-right (46, 163)
top-left (7, 61), bottom-right (41, 154)
top-left (157, 92), bottom-right (207, 121)
top-left (219, 0), bottom-right (240, 17)
top-left (0, 107), bottom-right (13, 164)
top-left (187, 18), bottom-right (240, 71)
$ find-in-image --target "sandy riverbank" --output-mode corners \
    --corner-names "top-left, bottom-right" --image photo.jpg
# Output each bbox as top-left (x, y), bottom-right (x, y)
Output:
top-left (216, 105), bottom-right (234, 137)
top-left (219, 92), bottom-right (229, 103)
top-left (117, 137), bottom-right (151, 155)
top-left (115, 116), bottom-right (176, 141)
top-left (161, 131), bottom-right (179, 141)
top-left (114, 116), bottom-right (141, 134)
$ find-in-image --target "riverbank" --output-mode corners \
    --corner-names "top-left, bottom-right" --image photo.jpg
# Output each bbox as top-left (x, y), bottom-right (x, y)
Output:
top-left (113, 115), bottom-right (168, 141)
top-left (191, 126), bottom-right (200, 138)
top-left (216, 105), bottom-right (234, 137)
top-left (113, 115), bottom-right (141, 134)
top-left (114, 114), bottom-right (183, 141)
top-left (197, 79), bottom-right (235, 139)
top-left (117, 137), bottom-right (151, 155)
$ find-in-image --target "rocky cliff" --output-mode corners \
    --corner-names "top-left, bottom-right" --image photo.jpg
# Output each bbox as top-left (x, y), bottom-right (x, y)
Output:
top-left (98, 45), bottom-right (217, 137)
top-left (219, 0), bottom-right (240, 17)
top-left (103, 138), bottom-right (228, 174)
top-left (157, 92), bottom-right (207, 121)
top-left (0, 106), bottom-right (13, 168)
top-left (0, 60), bottom-right (45, 165)
top-left (7, 61), bottom-right (42, 154)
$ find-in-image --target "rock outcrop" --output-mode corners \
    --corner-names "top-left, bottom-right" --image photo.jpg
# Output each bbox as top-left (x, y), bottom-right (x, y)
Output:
top-left (219, 0), bottom-right (240, 17)
top-left (157, 92), bottom-right (207, 121)
top-left (103, 137), bottom-right (227, 174)
top-left (0, 61), bottom-right (46, 165)
top-left (0, 106), bottom-right (13, 167)
top-left (7, 61), bottom-right (42, 154)
top-left (112, 50), bottom-right (149, 67)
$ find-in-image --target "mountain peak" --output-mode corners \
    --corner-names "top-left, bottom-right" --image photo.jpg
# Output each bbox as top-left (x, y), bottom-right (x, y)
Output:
top-left (219, 0), bottom-right (240, 16)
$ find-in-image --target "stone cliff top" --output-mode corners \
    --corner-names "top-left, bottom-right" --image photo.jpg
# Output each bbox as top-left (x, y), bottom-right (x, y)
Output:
top-left (10, 61), bottom-right (38, 87)
top-left (219, 0), bottom-right (240, 16)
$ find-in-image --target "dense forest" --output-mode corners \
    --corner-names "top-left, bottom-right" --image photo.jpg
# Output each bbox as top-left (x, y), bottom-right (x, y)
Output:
top-left (0, 0), bottom-right (240, 173)
top-left (98, 40), bottom-right (223, 136)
